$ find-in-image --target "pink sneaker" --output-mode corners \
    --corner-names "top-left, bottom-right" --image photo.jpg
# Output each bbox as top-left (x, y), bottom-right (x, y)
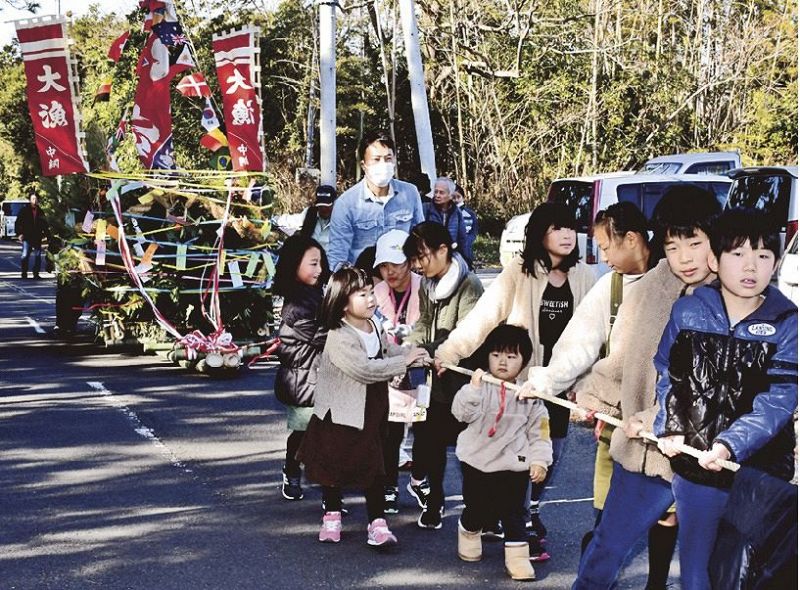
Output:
top-left (367, 518), bottom-right (398, 548)
top-left (319, 511), bottom-right (341, 543)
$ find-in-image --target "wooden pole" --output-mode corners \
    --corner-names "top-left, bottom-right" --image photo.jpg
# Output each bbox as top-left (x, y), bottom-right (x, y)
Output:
top-left (440, 362), bottom-right (740, 473)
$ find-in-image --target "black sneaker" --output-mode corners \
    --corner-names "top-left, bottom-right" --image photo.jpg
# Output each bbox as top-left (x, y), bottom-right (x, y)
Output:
top-left (481, 521), bottom-right (505, 541)
top-left (384, 486), bottom-right (399, 515)
top-left (526, 509), bottom-right (548, 540)
top-left (321, 498), bottom-right (349, 516)
top-left (417, 504), bottom-right (443, 530)
top-left (281, 468), bottom-right (303, 500)
top-left (406, 479), bottom-right (430, 508)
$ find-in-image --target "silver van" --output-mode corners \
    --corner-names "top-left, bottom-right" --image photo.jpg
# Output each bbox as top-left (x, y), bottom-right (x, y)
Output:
top-left (639, 152), bottom-right (742, 176)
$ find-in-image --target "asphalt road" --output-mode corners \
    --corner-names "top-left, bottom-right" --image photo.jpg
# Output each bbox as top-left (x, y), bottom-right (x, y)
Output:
top-left (0, 241), bottom-right (676, 589)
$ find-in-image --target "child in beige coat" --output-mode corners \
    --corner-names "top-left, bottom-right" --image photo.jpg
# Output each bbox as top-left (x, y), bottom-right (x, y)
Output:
top-left (451, 324), bottom-right (552, 581)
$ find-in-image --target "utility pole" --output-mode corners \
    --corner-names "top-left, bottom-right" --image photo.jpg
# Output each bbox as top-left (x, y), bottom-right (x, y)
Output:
top-left (398, 0), bottom-right (436, 185)
top-left (318, 0), bottom-right (337, 188)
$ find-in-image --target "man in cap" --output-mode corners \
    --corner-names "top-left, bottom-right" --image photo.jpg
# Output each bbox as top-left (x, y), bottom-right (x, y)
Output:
top-left (300, 184), bottom-right (337, 252)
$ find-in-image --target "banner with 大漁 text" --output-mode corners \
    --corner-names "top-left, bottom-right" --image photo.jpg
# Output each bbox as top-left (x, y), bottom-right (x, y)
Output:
top-left (15, 16), bottom-right (89, 176)
top-left (212, 26), bottom-right (264, 172)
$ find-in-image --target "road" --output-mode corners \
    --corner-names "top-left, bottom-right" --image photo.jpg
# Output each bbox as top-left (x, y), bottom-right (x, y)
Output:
top-left (0, 241), bottom-right (675, 589)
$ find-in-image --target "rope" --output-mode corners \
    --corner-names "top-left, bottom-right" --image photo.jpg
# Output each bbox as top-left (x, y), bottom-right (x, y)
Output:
top-left (439, 362), bottom-right (740, 473)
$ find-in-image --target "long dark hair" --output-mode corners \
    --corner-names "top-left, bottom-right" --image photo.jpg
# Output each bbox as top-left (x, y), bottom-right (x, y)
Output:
top-left (272, 234), bottom-right (329, 298)
top-left (521, 202), bottom-right (580, 277)
top-left (594, 201), bottom-right (657, 269)
top-left (319, 266), bottom-right (372, 330)
top-left (402, 221), bottom-right (455, 262)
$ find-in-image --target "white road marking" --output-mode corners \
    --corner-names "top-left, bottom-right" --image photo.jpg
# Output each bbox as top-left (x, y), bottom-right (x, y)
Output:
top-left (445, 494), bottom-right (593, 507)
top-left (87, 381), bottom-right (193, 475)
top-left (25, 316), bottom-right (45, 333)
top-left (541, 496), bottom-right (594, 506)
top-left (1, 280), bottom-right (54, 303)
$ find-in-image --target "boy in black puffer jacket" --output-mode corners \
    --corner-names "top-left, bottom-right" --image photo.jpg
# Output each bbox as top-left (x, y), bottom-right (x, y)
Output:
top-left (654, 209), bottom-right (797, 590)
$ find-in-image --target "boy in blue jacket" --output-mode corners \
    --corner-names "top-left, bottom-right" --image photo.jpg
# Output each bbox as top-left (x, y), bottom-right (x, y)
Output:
top-left (654, 208), bottom-right (797, 590)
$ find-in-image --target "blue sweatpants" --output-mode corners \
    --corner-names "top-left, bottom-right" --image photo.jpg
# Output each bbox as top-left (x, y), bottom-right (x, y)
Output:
top-left (573, 462), bottom-right (674, 590)
top-left (672, 474), bottom-right (730, 590)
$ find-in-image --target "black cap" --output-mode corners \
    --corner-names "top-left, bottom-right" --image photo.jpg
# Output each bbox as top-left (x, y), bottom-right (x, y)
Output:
top-left (315, 185), bottom-right (337, 206)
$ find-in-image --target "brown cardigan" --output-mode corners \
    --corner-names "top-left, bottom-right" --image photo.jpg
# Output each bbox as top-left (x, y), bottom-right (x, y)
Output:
top-left (575, 260), bottom-right (713, 482)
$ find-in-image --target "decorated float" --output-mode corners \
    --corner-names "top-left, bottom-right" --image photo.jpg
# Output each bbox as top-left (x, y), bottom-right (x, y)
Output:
top-left (14, 2), bottom-right (280, 373)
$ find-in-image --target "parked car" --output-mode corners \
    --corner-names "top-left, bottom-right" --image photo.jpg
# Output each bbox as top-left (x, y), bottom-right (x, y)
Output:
top-left (0, 199), bottom-right (28, 239)
top-left (777, 233), bottom-right (798, 305)
top-left (639, 151), bottom-right (742, 176)
top-left (724, 166), bottom-right (798, 254)
top-left (499, 173), bottom-right (732, 267)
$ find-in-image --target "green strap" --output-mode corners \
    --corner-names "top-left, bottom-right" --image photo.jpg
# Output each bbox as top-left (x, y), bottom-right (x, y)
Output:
top-left (604, 272), bottom-right (624, 357)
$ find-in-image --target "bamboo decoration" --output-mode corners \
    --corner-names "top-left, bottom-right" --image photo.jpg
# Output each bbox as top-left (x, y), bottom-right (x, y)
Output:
top-left (439, 362), bottom-right (740, 473)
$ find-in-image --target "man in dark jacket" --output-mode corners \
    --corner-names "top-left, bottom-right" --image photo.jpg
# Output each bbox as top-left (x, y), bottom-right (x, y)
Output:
top-left (423, 177), bottom-right (470, 267)
top-left (14, 192), bottom-right (49, 279)
top-left (453, 183), bottom-right (478, 264)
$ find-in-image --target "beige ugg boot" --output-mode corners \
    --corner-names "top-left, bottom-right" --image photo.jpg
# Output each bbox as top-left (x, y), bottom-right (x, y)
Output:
top-left (457, 520), bottom-right (482, 562)
top-left (504, 542), bottom-right (535, 581)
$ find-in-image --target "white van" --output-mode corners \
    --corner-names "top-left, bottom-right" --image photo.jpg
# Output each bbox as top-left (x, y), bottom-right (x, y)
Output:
top-left (639, 152), bottom-right (742, 176)
top-left (0, 199), bottom-right (28, 239)
top-left (499, 173), bottom-right (732, 267)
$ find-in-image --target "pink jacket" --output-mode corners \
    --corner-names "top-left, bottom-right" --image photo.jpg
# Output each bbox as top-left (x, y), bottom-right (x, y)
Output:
top-left (375, 273), bottom-right (422, 331)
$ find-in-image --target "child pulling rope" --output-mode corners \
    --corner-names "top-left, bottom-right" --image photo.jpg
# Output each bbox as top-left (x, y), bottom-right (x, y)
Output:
top-left (438, 361), bottom-right (740, 473)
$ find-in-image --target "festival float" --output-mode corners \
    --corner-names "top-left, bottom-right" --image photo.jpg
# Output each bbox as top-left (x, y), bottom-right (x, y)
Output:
top-left (13, 1), bottom-right (280, 373)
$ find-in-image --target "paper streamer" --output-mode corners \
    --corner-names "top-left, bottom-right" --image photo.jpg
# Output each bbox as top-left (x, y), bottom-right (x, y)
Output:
top-left (176, 244), bottom-right (187, 271)
top-left (107, 224), bottom-right (119, 240)
top-left (227, 260), bottom-right (243, 288)
top-left (130, 217), bottom-right (146, 257)
top-left (81, 210), bottom-right (94, 233)
top-left (261, 251), bottom-right (275, 277)
top-left (219, 249), bottom-right (226, 276)
top-left (95, 239), bottom-right (106, 266)
top-left (95, 219), bottom-right (107, 242)
top-left (244, 252), bottom-right (259, 277)
top-left (141, 242), bottom-right (158, 266)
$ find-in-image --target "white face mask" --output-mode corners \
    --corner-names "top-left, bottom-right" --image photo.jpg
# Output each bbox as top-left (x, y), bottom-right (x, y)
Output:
top-left (365, 162), bottom-right (395, 188)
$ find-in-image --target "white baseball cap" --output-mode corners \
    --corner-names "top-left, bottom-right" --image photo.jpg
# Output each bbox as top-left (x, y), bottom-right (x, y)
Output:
top-left (373, 229), bottom-right (409, 267)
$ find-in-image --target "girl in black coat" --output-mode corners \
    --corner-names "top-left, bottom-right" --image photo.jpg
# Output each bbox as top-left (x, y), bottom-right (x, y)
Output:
top-left (273, 234), bottom-right (329, 501)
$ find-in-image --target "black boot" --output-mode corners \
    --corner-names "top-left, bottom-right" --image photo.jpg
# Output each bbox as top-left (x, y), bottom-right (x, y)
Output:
top-left (644, 521), bottom-right (679, 590)
top-left (21, 257), bottom-right (28, 278)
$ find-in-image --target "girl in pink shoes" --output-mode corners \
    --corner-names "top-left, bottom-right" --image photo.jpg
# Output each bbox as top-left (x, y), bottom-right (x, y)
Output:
top-left (297, 266), bottom-right (429, 547)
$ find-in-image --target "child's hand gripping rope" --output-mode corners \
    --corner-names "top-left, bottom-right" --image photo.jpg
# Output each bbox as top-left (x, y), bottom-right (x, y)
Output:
top-left (435, 361), bottom-right (741, 473)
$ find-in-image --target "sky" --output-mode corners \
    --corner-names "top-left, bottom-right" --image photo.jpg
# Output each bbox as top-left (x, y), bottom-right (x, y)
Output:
top-left (0, 0), bottom-right (139, 47)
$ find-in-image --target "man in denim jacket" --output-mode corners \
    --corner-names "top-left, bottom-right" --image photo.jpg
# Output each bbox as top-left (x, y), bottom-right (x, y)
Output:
top-left (327, 130), bottom-right (424, 271)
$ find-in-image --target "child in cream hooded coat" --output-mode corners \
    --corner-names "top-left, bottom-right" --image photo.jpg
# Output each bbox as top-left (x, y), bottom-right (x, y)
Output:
top-left (451, 324), bottom-right (552, 581)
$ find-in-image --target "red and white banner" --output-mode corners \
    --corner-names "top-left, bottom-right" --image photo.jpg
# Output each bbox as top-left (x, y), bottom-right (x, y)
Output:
top-left (15, 16), bottom-right (89, 176)
top-left (177, 72), bottom-right (211, 98)
top-left (212, 26), bottom-right (264, 172)
top-left (131, 31), bottom-right (194, 169)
